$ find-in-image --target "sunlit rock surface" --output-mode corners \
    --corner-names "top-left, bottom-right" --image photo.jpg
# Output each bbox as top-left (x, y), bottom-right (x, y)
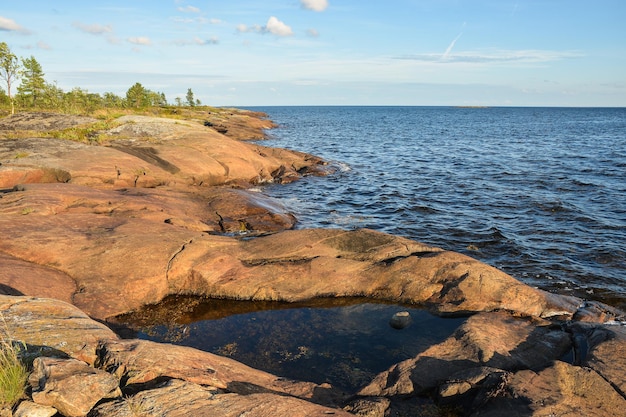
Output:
top-left (1, 112), bottom-right (625, 416)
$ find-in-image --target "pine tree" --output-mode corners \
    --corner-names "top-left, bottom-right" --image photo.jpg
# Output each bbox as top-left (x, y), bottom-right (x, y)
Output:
top-left (186, 88), bottom-right (195, 107)
top-left (125, 82), bottom-right (149, 108)
top-left (18, 55), bottom-right (46, 108)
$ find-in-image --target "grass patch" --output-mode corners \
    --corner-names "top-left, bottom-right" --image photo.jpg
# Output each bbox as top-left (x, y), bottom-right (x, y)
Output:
top-left (1, 118), bottom-right (122, 144)
top-left (124, 395), bottom-right (149, 416)
top-left (46, 118), bottom-right (122, 144)
top-left (0, 320), bottom-right (28, 409)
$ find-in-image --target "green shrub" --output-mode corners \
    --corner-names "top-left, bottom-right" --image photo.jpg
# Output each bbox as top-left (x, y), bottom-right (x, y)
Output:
top-left (0, 327), bottom-right (28, 408)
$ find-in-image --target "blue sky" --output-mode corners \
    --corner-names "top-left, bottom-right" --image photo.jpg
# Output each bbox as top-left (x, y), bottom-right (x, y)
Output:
top-left (1, 0), bottom-right (625, 106)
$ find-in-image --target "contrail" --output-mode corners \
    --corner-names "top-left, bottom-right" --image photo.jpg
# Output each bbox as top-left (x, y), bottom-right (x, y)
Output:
top-left (442, 32), bottom-right (463, 60)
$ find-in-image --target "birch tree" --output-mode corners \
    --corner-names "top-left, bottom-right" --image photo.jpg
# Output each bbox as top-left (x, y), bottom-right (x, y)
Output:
top-left (0, 42), bottom-right (20, 114)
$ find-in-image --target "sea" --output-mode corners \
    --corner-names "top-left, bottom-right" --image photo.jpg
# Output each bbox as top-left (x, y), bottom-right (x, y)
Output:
top-left (247, 106), bottom-right (626, 310)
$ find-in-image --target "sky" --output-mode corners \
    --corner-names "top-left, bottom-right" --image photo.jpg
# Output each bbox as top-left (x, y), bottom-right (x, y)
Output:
top-left (1, 0), bottom-right (625, 107)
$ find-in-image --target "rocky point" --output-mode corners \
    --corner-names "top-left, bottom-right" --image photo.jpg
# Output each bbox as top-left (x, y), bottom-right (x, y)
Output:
top-left (1, 110), bottom-right (625, 416)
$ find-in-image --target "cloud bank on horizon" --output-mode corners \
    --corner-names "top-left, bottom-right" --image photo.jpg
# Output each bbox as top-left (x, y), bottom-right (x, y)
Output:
top-left (0, 0), bottom-right (624, 107)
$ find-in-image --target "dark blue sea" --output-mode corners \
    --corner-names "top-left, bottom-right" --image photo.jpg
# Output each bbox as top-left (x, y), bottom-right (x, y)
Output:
top-left (248, 106), bottom-right (626, 310)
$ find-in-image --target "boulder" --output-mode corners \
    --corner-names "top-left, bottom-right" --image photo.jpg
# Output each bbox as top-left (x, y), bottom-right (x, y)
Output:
top-left (29, 357), bottom-right (121, 417)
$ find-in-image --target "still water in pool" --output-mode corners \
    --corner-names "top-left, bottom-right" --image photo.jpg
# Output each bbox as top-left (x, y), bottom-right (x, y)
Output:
top-left (119, 297), bottom-right (466, 391)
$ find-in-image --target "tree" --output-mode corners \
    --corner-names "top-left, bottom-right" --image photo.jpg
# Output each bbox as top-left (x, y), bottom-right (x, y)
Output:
top-left (40, 81), bottom-right (64, 109)
top-left (186, 88), bottom-right (195, 107)
top-left (103, 91), bottom-right (124, 108)
top-left (17, 55), bottom-right (46, 108)
top-left (146, 90), bottom-right (167, 107)
top-left (125, 82), bottom-right (149, 108)
top-left (0, 42), bottom-right (21, 114)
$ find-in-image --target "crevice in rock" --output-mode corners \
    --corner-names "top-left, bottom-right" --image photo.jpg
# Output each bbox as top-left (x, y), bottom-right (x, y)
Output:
top-left (377, 250), bottom-right (442, 266)
top-left (166, 239), bottom-right (193, 283)
top-left (241, 256), bottom-right (319, 267)
top-left (120, 376), bottom-right (176, 397)
top-left (215, 211), bottom-right (226, 233)
top-left (111, 145), bottom-right (180, 174)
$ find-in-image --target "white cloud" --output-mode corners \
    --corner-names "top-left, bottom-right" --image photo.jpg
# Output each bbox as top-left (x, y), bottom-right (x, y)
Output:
top-left (306, 28), bottom-right (320, 37)
top-left (172, 16), bottom-right (215, 25)
top-left (37, 41), bottom-right (52, 50)
top-left (237, 23), bottom-right (262, 34)
top-left (300, 0), bottom-right (329, 12)
top-left (266, 16), bottom-right (293, 36)
top-left (0, 16), bottom-right (30, 34)
top-left (73, 22), bottom-right (113, 35)
top-left (237, 17), bottom-right (293, 37)
top-left (178, 5), bottom-right (201, 13)
top-left (127, 36), bottom-right (152, 46)
top-left (174, 37), bottom-right (219, 46)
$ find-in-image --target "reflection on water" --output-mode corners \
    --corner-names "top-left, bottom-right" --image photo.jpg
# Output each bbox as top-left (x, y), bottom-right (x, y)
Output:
top-left (117, 296), bottom-right (466, 391)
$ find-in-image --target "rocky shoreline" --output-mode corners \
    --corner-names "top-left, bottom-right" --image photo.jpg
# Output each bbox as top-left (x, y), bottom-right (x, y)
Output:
top-left (1, 111), bottom-right (625, 416)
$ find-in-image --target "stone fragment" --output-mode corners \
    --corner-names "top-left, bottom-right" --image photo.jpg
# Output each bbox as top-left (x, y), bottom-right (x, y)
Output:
top-left (389, 311), bottom-right (411, 329)
top-left (14, 401), bottom-right (57, 417)
top-left (30, 357), bottom-right (121, 417)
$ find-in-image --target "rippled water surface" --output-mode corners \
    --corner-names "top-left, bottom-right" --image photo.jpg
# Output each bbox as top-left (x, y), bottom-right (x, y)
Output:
top-left (249, 106), bottom-right (626, 309)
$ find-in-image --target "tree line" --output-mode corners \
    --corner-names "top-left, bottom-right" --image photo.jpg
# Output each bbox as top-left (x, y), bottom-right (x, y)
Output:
top-left (0, 42), bottom-right (200, 115)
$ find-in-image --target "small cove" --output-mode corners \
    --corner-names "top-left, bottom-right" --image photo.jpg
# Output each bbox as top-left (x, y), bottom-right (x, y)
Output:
top-left (116, 297), bottom-right (467, 392)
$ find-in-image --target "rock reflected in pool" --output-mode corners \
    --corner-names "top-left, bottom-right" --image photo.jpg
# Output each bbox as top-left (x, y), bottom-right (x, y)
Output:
top-left (115, 296), bottom-right (467, 392)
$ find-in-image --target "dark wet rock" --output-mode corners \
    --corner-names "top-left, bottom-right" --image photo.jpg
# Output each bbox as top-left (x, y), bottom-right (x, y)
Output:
top-left (389, 311), bottom-right (412, 329)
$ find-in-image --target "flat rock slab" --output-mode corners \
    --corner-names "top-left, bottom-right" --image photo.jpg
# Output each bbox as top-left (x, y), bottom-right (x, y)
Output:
top-left (96, 338), bottom-right (342, 406)
top-left (0, 295), bottom-right (118, 364)
top-left (91, 378), bottom-right (353, 417)
top-left (0, 114), bottom-right (326, 189)
top-left (0, 112), bottom-right (96, 131)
